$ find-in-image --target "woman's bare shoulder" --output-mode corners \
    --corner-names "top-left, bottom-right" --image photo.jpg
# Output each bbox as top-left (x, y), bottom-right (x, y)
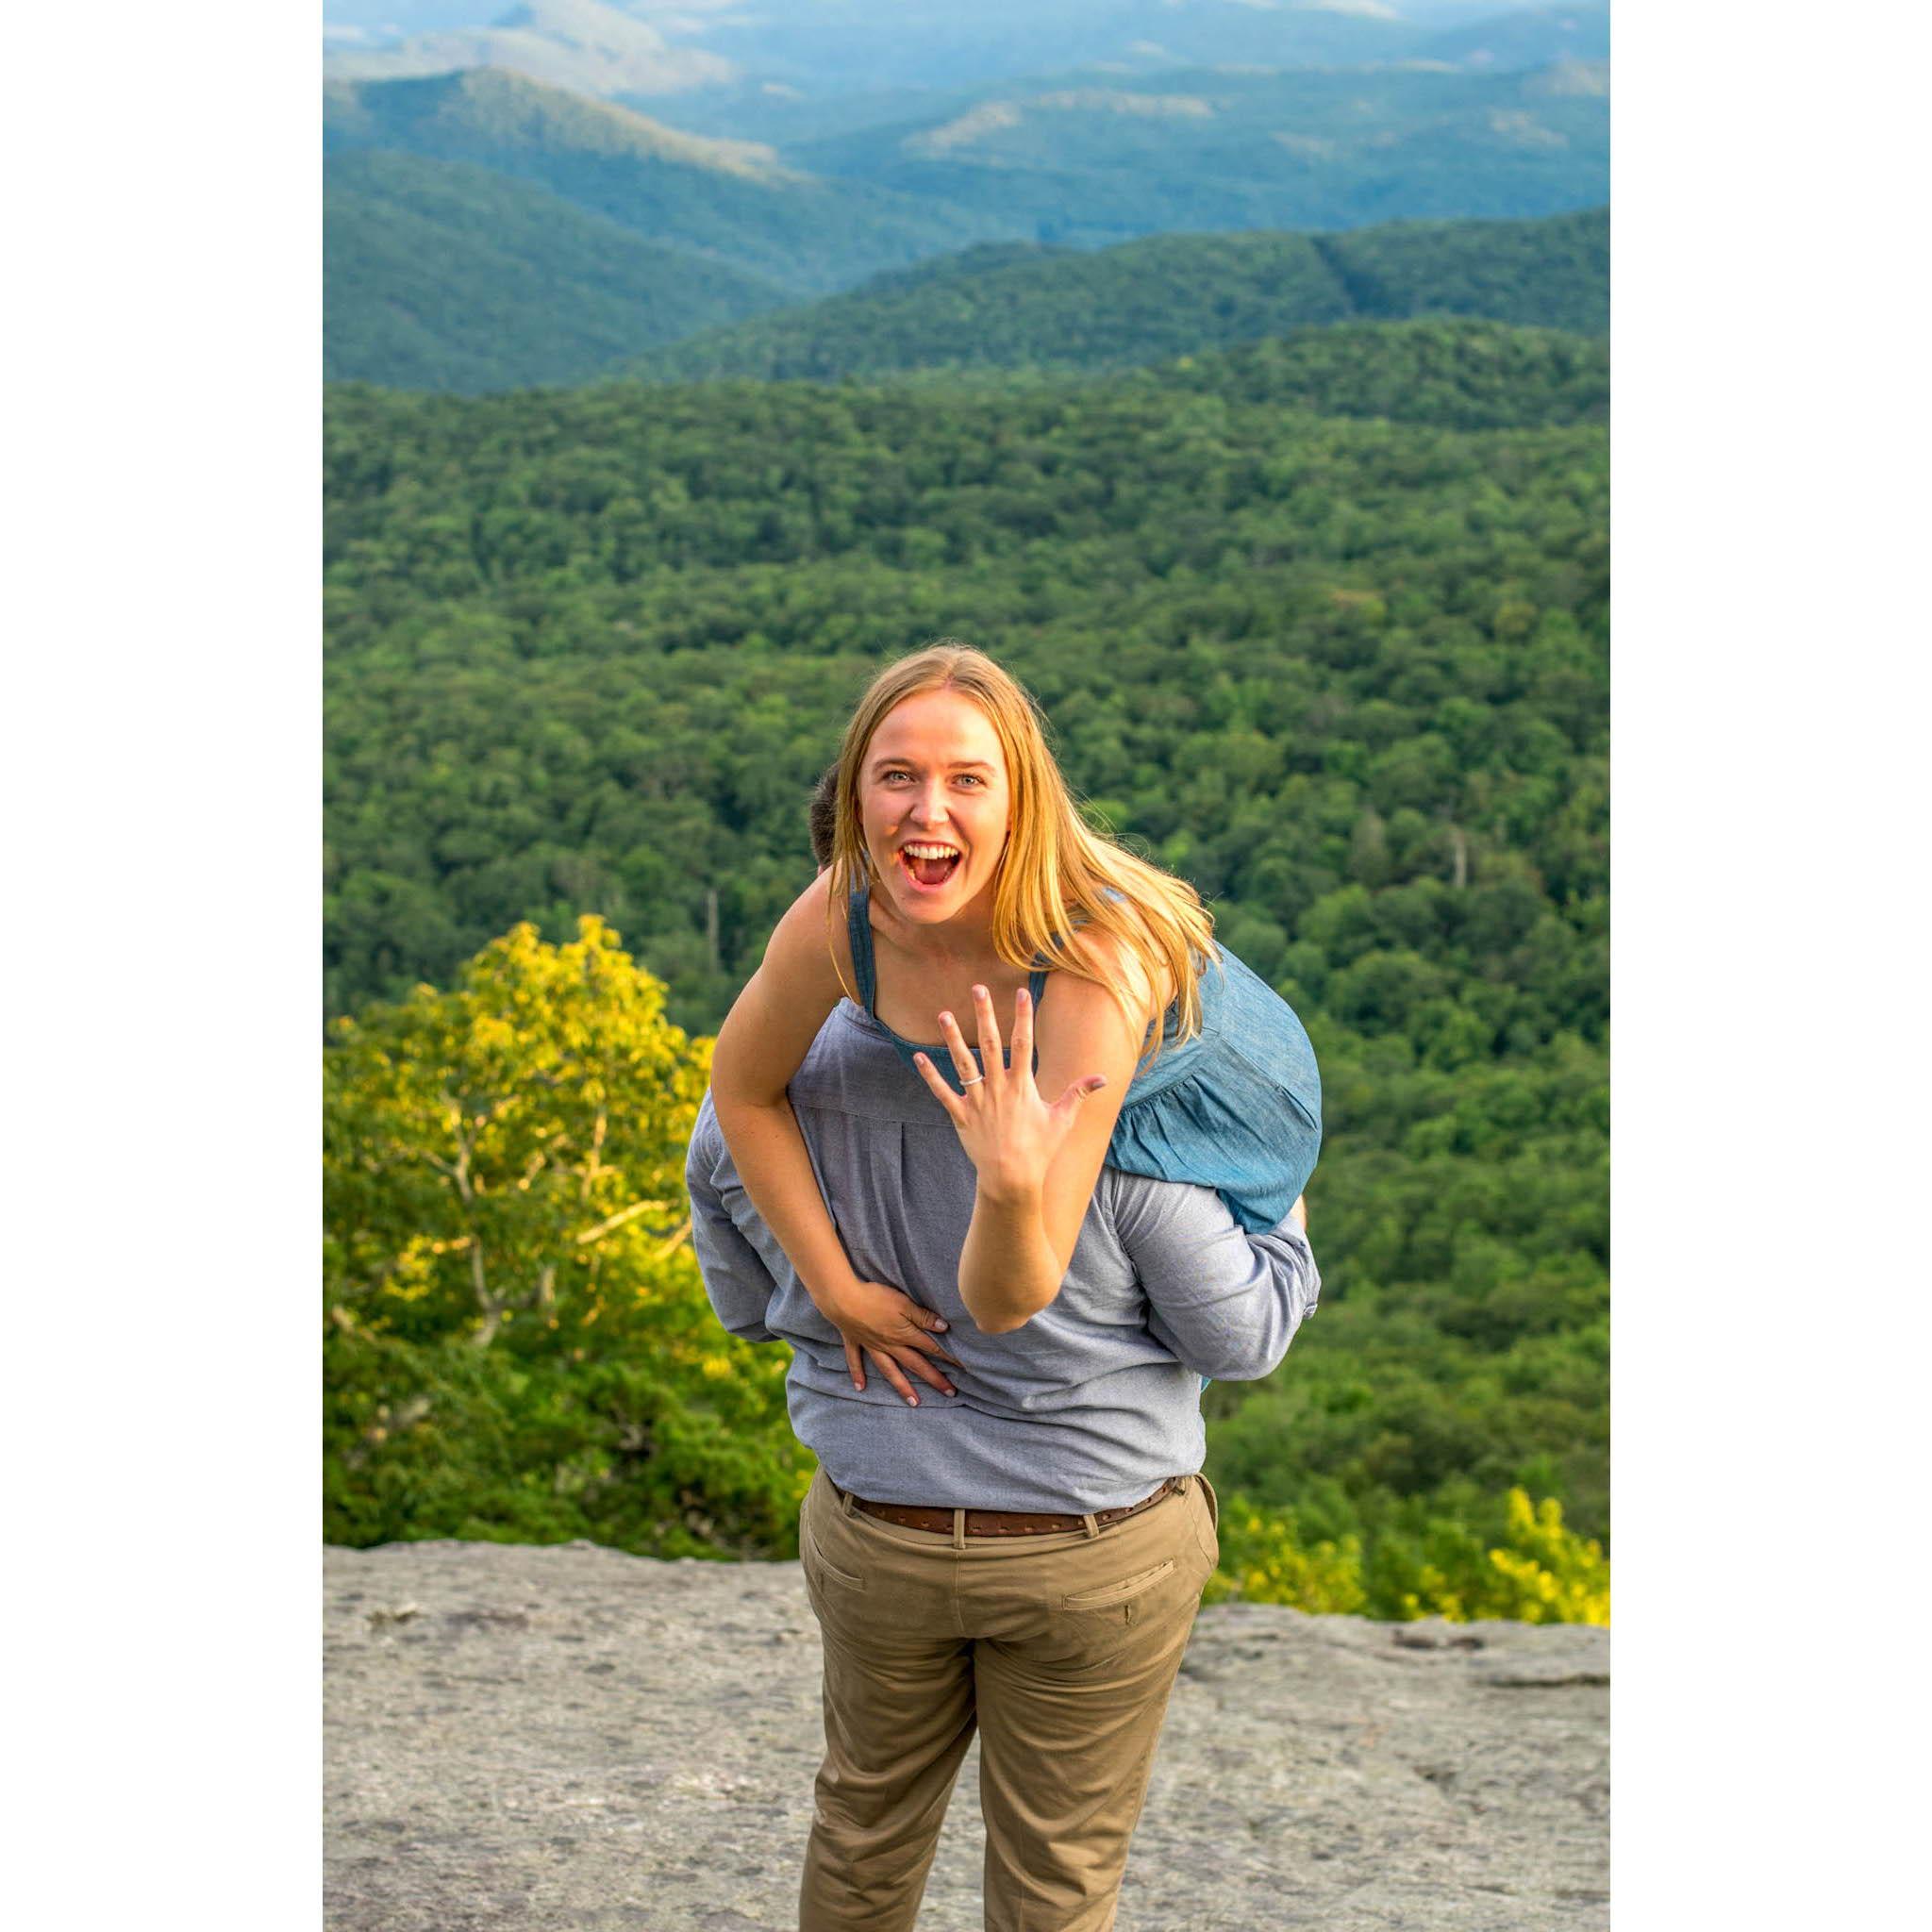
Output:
top-left (1064, 907), bottom-right (1171, 1022)
top-left (1038, 927), bottom-right (1161, 1072)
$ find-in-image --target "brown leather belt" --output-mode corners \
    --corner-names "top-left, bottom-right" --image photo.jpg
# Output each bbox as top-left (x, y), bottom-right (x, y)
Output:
top-left (836, 1475), bottom-right (1182, 1539)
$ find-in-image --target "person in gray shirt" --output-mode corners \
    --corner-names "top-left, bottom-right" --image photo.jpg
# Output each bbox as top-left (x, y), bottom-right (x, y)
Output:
top-left (686, 920), bottom-right (1320, 1928)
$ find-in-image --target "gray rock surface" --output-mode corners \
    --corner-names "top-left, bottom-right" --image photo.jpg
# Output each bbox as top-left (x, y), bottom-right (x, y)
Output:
top-left (325, 1540), bottom-right (1607, 1930)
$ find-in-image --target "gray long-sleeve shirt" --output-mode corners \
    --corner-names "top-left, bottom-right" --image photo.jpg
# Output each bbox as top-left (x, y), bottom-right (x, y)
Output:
top-left (685, 999), bottom-right (1321, 1513)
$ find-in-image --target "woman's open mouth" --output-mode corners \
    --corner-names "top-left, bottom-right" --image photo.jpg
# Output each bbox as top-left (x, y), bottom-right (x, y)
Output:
top-left (898, 842), bottom-right (963, 891)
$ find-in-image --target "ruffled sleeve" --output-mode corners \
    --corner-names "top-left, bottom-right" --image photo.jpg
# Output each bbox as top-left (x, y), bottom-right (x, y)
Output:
top-left (1107, 947), bottom-right (1322, 1235)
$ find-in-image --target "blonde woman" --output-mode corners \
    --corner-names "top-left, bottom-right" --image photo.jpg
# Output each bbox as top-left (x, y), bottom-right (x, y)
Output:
top-left (710, 641), bottom-right (1320, 1401)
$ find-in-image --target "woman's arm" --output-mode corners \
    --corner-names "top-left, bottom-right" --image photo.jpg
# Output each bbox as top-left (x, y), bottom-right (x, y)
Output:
top-left (710, 872), bottom-right (958, 1400)
top-left (709, 872), bottom-right (855, 1304)
top-left (915, 946), bottom-right (1147, 1333)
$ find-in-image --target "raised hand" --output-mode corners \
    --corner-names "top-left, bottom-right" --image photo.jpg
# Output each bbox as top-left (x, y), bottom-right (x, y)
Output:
top-left (912, 984), bottom-right (1108, 1205)
top-left (823, 1275), bottom-right (960, 1405)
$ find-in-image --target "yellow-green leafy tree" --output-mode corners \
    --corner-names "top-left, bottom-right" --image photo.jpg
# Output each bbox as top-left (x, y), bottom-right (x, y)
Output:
top-left (325, 916), bottom-right (810, 1556)
top-left (1204, 1487), bottom-right (1607, 1624)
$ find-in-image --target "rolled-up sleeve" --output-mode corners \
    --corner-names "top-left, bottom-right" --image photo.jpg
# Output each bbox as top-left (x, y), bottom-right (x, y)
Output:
top-left (685, 1095), bottom-right (780, 1344)
top-left (1106, 1173), bottom-right (1320, 1381)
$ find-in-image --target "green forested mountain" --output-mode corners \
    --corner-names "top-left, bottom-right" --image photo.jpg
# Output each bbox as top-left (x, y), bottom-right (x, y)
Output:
top-left (324, 65), bottom-right (786, 180)
top-left (325, 69), bottom-right (1010, 293)
top-left (325, 319), bottom-right (1607, 1557)
top-left (632, 208), bottom-right (1607, 385)
top-left (324, 54), bottom-right (1607, 324)
top-left (1151, 320), bottom-right (1607, 430)
top-left (1314, 203), bottom-right (1607, 334)
top-left (786, 61), bottom-right (1608, 242)
top-left (325, 150), bottom-right (795, 391)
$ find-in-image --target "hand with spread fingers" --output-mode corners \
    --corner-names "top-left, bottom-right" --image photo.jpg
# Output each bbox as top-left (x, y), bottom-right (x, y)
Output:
top-left (824, 1275), bottom-right (961, 1406)
top-left (912, 984), bottom-right (1108, 1206)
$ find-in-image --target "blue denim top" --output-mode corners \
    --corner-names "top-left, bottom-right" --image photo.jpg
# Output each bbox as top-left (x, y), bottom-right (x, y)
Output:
top-left (845, 884), bottom-right (1321, 1235)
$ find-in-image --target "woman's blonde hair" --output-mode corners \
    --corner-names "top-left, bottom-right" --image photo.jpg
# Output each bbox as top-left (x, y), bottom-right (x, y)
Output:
top-left (825, 641), bottom-right (1220, 1064)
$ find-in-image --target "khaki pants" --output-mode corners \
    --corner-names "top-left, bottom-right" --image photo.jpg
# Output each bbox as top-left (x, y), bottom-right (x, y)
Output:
top-left (796, 1465), bottom-right (1221, 1932)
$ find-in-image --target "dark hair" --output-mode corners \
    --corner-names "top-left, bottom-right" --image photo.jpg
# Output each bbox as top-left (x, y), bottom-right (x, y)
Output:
top-left (808, 761), bottom-right (840, 869)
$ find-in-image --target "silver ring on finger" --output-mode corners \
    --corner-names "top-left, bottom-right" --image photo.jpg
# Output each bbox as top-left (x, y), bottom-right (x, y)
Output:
top-left (958, 1073), bottom-right (985, 1086)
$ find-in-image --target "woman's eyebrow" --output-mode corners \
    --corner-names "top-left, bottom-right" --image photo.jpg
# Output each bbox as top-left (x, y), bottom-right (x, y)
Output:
top-left (870, 757), bottom-right (996, 772)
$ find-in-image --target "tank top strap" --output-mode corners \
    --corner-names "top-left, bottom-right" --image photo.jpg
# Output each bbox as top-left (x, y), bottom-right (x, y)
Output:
top-left (845, 883), bottom-right (878, 1014)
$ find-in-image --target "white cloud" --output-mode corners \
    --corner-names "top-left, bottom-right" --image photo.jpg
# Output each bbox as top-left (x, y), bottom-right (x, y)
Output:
top-left (619, 2), bottom-right (757, 19)
top-left (1299, 0), bottom-right (1403, 19)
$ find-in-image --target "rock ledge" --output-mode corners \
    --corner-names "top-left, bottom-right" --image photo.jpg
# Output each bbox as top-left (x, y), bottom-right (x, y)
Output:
top-left (325, 1540), bottom-right (1607, 1931)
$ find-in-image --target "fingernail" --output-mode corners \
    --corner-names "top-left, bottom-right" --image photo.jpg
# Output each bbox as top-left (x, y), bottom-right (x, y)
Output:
top-left (940, 1011), bottom-right (952, 1026)
top-left (1018, 989), bottom-right (1029, 1007)
top-left (974, 984), bottom-right (987, 999)
top-left (907, 1396), bottom-right (918, 1407)
top-left (913, 1053), bottom-right (927, 1066)
top-left (933, 1318), bottom-right (949, 1330)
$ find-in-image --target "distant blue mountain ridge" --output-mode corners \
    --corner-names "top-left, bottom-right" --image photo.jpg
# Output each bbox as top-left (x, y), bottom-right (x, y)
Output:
top-left (324, 12), bottom-right (1607, 393)
top-left (324, 3), bottom-right (1610, 115)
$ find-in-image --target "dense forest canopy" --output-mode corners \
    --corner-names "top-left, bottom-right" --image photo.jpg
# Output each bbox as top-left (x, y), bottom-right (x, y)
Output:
top-left (326, 316), bottom-right (1605, 1037)
top-left (325, 314), bottom-right (1608, 1570)
top-left (630, 208), bottom-right (1608, 388)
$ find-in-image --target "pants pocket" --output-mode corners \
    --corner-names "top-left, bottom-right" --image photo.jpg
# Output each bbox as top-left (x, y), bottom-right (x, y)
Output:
top-left (803, 1520), bottom-right (867, 1592)
top-left (1060, 1557), bottom-right (1175, 1611)
top-left (801, 1472), bottom-right (867, 1593)
top-left (1190, 1472), bottom-right (1221, 1572)
top-left (1195, 1471), bottom-right (1219, 1534)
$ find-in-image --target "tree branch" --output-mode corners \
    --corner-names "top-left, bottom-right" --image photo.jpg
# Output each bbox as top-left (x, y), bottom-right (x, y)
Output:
top-left (573, 1198), bottom-right (674, 1246)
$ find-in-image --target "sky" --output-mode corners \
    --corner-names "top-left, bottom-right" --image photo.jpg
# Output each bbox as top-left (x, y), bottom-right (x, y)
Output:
top-left (322, 1), bottom-right (1561, 48)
